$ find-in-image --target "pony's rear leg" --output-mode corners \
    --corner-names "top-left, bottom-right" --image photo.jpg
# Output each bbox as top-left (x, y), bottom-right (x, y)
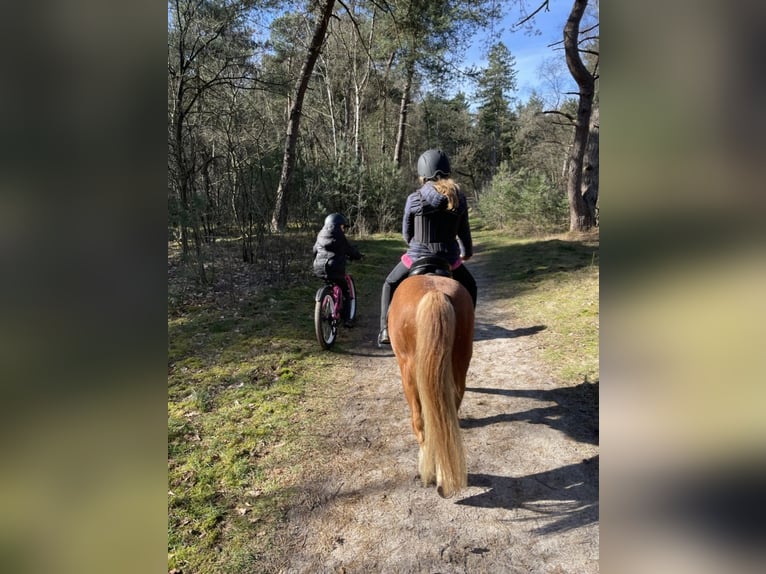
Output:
top-left (411, 399), bottom-right (437, 486)
top-left (400, 360), bottom-right (435, 485)
top-left (413, 401), bottom-right (437, 486)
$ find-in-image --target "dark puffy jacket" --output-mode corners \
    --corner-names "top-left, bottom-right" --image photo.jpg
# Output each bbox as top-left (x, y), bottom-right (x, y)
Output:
top-left (403, 182), bottom-right (473, 264)
top-left (312, 222), bottom-right (362, 279)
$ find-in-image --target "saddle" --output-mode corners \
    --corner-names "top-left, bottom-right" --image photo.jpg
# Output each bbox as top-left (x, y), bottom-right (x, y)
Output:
top-left (408, 256), bottom-right (452, 278)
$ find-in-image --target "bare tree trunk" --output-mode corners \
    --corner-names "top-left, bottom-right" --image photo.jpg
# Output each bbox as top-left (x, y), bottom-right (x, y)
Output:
top-left (172, 78), bottom-right (191, 259)
top-left (380, 51), bottom-right (396, 155)
top-left (202, 156), bottom-right (215, 241)
top-left (393, 59), bottom-right (414, 168)
top-left (582, 105), bottom-right (599, 223)
top-left (318, 55), bottom-right (338, 160)
top-left (353, 7), bottom-right (375, 164)
top-left (176, 154), bottom-right (190, 257)
top-left (271, 0), bottom-right (336, 232)
top-left (173, 107), bottom-right (206, 282)
top-left (563, 0), bottom-right (596, 232)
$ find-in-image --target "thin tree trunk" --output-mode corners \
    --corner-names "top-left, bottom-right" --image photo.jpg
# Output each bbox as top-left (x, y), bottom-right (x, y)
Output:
top-left (174, 113), bottom-right (205, 284)
top-left (271, 0), bottom-right (336, 232)
top-left (380, 51), bottom-right (396, 155)
top-left (202, 156), bottom-right (215, 241)
top-left (173, 83), bottom-right (191, 259)
top-left (393, 59), bottom-right (414, 168)
top-left (320, 58), bottom-right (339, 160)
top-left (353, 7), bottom-right (375, 164)
top-left (563, 0), bottom-right (595, 232)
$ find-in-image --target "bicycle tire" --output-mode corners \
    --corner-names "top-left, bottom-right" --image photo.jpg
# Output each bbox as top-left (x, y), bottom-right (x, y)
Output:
top-left (346, 275), bottom-right (357, 322)
top-left (314, 286), bottom-right (337, 349)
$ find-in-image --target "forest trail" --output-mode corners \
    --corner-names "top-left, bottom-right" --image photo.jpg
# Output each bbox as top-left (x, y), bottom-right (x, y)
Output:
top-left (274, 250), bottom-right (599, 573)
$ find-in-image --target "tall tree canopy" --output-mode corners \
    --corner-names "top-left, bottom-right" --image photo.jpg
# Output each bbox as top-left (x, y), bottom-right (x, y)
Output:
top-left (475, 41), bottom-right (519, 179)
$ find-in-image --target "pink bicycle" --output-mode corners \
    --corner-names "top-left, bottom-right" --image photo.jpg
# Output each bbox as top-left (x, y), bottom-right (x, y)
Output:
top-left (314, 273), bottom-right (357, 350)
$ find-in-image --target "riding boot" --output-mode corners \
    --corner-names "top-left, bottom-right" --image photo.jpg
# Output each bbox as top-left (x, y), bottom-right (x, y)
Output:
top-left (378, 295), bottom-right (391, 345)
top-left (378, 284), bottom-right (392, 345)
top-left (343, 299), bottom-right (354, 328)
top-left (342, 296), bottom-right (354, 328)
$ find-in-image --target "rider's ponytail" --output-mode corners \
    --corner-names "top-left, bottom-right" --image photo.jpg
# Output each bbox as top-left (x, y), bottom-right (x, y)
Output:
top-left (432, 178), bottom-right (460, 211)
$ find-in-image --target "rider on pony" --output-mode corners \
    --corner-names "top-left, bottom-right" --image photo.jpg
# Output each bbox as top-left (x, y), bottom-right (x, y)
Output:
top-left (378, 149), bottom-right (477, 346)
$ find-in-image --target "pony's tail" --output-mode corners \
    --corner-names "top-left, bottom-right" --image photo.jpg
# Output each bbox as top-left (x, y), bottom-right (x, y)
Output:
top-left (415, 290), bottom-right (466, 498)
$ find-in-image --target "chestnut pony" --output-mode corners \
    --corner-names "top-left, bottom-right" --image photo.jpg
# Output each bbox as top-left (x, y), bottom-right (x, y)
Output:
top-left (388, 274), bottom-right (474, 498)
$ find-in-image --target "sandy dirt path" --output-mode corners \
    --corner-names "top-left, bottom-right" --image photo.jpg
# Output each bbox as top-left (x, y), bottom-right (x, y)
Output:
top-left (275, 252), bottom-right (599, 573)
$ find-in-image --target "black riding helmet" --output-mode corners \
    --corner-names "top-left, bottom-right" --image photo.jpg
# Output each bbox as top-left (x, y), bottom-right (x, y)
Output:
top-left (324, 213), bottom-right (348, 227)
top-left (417, 149), bottom-right (451, 180)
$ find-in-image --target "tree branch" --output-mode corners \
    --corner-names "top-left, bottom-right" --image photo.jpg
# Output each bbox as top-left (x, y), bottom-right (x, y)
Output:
top-left (368, 0), bottom-right (392, 14)
top-left (335, 0), bottom-right (375, 62)
top-left (580, 23), bottom-right (600, 35)
top-left (514, 0), bottom-right (550, 29)
top-left (539, 110), bottom-right (576, 124)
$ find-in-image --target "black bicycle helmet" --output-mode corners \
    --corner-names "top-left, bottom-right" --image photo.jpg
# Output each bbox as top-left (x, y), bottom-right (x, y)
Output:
top-left (324, 213), bottom-right (348, 227)
top-left (417, 149), bottom-right (451, 180)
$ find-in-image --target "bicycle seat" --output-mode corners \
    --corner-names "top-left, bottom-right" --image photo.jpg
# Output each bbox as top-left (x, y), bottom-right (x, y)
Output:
top-left (408, 256), bottom-right (452, 278)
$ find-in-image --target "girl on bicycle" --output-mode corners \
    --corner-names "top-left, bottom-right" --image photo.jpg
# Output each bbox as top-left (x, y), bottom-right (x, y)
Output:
top-left (312, 213), bottom-right (363, 326)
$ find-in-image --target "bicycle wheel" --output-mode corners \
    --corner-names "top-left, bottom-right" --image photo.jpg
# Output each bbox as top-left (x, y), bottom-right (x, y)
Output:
top-left (314, 286), bottom-right (337, 349)
top-left (345, 275), bottom-right (357, 322)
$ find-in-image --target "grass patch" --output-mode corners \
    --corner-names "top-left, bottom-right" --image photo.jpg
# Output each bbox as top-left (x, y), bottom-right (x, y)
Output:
top-left (168, 233), bottom-right (346, 572)
top-left (475, 229), bottom-right (599, 384)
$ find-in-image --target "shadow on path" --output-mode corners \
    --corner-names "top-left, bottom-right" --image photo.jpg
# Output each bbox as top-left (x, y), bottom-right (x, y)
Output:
top-left (459, 456), bottom-right (599, 535)
top-left (473, 323), bottom-right (546, 341)
top-left (462, 381), bottom-right (599, 445)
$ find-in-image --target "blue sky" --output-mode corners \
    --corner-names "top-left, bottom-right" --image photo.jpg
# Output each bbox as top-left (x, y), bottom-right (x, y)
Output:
top-left (462, 1), bottom-right (577, 105)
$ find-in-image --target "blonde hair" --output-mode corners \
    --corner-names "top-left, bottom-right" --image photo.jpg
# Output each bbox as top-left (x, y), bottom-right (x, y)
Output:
top-left (420, 176), bottom-right (460, 210)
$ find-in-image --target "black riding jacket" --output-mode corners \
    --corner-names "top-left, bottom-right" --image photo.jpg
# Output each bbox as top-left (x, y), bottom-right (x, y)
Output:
top-left (312, 222), bottom-right (362, 279)
top-left (403, 182), bottom-right (473, 265)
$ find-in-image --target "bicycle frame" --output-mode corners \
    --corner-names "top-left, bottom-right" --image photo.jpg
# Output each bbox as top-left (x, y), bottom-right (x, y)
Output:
top-left (330, 283), bottom-right (343, 322)
top-left (328, 274), bottom-right (354, 321)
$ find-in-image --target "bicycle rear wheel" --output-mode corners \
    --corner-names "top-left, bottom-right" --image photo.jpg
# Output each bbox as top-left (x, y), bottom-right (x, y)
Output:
top-left (345, 275), bottom-right (357, 322)
top-left (314, 286), bottom-right (337, 349)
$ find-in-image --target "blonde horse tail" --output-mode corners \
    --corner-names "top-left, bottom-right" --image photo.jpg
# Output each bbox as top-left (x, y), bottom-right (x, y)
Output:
top-left (415, 290), bottom-right (467, 498)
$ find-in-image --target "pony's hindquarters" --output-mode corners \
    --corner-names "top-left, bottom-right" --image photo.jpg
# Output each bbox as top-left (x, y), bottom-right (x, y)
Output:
top-left (389, 274), bottom-right (474, 498)
top-left (414, 290), bottom-right (467, 498)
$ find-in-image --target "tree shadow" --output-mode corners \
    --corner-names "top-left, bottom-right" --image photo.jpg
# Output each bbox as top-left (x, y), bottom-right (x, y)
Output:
top-left (334, 324), bottom-right (546, 352)
top-left (338, 345), bottom-right (394, 358)
top-left (329, 324), bottom-right (394, 356)
top-left (473, 323), bottom-right (546, 341)
top-left (458, 456), bottom-right (599, 535)
top-left (461, 380), bottom-right (599, 446)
